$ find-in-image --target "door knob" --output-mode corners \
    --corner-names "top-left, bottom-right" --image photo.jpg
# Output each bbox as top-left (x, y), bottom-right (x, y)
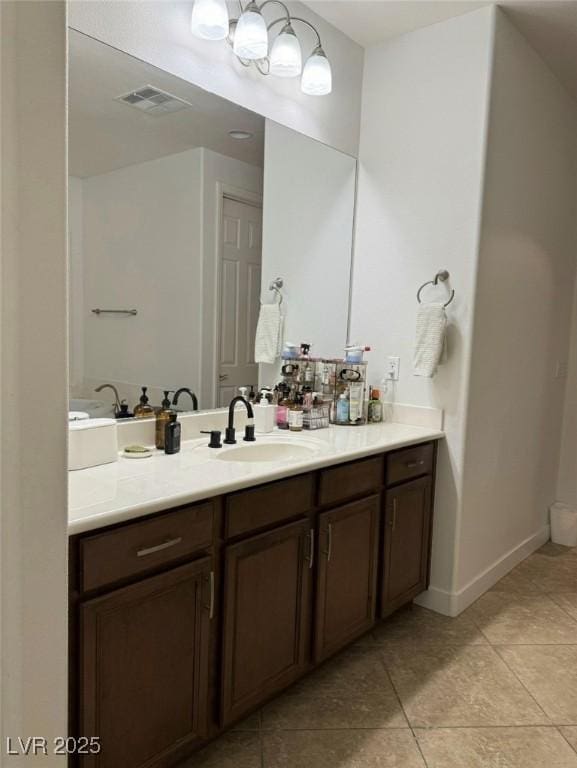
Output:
top-left (219, 374), bottom-right (229, 382)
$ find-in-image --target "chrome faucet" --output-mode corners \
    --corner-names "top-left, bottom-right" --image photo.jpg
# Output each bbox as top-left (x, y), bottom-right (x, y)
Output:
top-left (225, 396), bottom-right (255, 444)
top-left (94, 383), bottom-right (121, 416)
top-left (172, 388), bottom-right (198, 411)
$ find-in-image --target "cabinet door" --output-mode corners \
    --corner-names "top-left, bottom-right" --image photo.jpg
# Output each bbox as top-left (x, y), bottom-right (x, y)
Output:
top-left (315, 496), bottom-right (380, 663)
top-left (79, 558), bottom-right (213, 768)
top-left (221, 519), bottom-right (312, 726)
top-left (381, 476), bottom-right (432, 616)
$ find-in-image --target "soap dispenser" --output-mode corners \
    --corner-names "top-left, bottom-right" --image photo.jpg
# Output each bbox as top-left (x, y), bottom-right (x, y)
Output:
top-left (164, 413), bottom-right (181, 455)
top-left (254, 390), bottom-right (275, 434)
top-left (133, 387), bottom-right (155, 419)
top-left (155, 391), bottom-right (173, 449)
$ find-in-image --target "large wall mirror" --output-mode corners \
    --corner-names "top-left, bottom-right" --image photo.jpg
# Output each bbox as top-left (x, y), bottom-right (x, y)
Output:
top-left (68, 30), bottom-right (357, 418)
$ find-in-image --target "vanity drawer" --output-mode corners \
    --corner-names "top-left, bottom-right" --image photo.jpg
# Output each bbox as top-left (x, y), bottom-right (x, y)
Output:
top-left (225, 474), bottom-right (314, 539)
top-left (79, 502), bottom-right (214, 592)
top-left (318, 456), bottom-right (383, 507)
top-left (386, 442), bottom-right (434, 486)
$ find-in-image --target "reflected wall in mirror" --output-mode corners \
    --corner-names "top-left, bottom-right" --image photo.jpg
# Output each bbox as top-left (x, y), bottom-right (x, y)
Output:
top-left (68, 31), bottom-right (356, 418)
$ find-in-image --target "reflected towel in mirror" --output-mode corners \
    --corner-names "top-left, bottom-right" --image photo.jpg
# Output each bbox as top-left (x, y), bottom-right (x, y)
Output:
top-left (255, 303), bottom-right (283, 364)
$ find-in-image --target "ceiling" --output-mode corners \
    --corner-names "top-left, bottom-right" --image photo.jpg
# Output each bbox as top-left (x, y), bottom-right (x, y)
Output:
top-left (304, 1), bottom-right (577, 102)
top-left (69, 30), bottom-right (265, 178)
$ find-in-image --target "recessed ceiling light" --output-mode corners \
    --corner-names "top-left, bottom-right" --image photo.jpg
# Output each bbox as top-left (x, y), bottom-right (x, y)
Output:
top-left (229, 130), bottom-right (253, 140)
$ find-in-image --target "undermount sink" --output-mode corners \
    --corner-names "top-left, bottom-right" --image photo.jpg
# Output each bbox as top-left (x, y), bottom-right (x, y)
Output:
top-left (216, 439), bottom-right (319, 463)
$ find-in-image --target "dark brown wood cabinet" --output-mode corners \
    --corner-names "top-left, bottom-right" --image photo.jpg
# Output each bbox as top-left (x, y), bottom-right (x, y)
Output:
top-left (314, 495), bottom-right (380, 662)
top-left (381, 475), bottom-right (433, 616)
top-left (70, 440), bottom-right (438, 768)
top-left (79, 557), bottom-right (213, 768)
top-left (220, 518), bottom-right (312, 726)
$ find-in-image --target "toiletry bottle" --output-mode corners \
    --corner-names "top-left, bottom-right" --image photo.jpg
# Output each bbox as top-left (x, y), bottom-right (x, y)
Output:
top-left (155, 391), bottom-right (173, 449)
top-left (133, 387), bottom-right (155, 419)
top-left (368, 387), bottom-right (383, 423)
top-left (336, 392), bottom-right (350, 424)
top-left (303, 360), bottom-right (314, 385)
top-left (164, 413), bottom-right (181, 455)
top-left (276, 386), bottom-right (290, 430)
top-left (288, 394), bottom-right (304, 432)
top-left (348, 381), bottom-right (364, 423)
top-left (254, 392), bottom-right (275, 433)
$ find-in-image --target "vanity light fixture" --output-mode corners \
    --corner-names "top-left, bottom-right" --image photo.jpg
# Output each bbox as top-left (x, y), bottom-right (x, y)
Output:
top-left (190, 0), bottom-right (332, 95)
top-left (190, 0), bottom-right (230, 40)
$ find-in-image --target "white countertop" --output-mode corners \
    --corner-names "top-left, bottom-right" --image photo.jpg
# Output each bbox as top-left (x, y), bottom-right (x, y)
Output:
top-left (68, 422), bottom-right (444, 535)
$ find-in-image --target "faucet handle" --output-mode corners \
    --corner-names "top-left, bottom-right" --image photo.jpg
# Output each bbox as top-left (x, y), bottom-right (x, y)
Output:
top-left (200, 430), bottom-right (222, 449)
top-left (243, 424), bottom-right (256, 442)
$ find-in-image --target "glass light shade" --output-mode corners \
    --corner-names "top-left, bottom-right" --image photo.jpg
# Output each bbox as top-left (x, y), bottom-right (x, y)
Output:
top-left (269, 24), bottom-right (302, 78)
top-left (190, 0), bottom-right (229, 41)
top-left (233, 4), bottom-right (268, 60)
top-left (301, 47), bottom-right (332, 95)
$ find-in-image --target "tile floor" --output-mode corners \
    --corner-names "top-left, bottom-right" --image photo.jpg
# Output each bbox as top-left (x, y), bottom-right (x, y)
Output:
top-left (186, 542), bottom-right (577, 767)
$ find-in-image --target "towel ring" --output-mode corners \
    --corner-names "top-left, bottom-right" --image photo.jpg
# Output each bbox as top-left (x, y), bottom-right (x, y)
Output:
top-left (417, 270), bottom-right (455, 308)
top-left (269, 277), bottom-right (284, 306)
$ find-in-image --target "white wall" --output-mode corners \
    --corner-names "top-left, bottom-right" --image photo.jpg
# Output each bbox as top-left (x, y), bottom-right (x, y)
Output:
top-left (1, 1), bottom-right (68, 763)
top-left (79, 148), bottom-right (204, 402)
top-left (260, 120), bottom-right (356, 377)
top-left (350, 7), bottom-right (495, 601)
top-left (71, 147), bottom-right (262, 410)
top-left (68, 0), bottom-right (364, 157)
top-left (460, 10), bottom-right (577, 593)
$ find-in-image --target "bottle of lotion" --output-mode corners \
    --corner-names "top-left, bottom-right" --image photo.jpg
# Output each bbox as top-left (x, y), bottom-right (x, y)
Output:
top-left (254, 392), bottom-right (275, 433)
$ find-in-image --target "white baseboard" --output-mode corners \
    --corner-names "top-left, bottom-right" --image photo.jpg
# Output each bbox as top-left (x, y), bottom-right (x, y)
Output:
top-left (414, 524), bottom-right (550, 617)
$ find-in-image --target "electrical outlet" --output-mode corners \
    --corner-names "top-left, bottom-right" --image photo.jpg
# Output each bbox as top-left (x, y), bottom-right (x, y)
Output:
top-left (386, 356), bottom-right (400, 381)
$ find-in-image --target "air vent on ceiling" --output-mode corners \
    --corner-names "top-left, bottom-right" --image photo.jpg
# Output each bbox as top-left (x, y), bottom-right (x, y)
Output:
top-left (115, 85), bottom-right (192, 116)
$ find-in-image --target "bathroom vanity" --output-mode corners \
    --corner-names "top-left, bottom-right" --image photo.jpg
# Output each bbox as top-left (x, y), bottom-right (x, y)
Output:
top-left (68, 427), bottom-right (441, 768)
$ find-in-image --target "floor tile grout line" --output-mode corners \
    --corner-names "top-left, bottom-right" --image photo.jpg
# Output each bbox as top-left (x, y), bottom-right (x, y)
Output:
top-left (557, 726), bottom-right (577, 757)
top-left (546, 592), bottom-right (577, 625)
top-left (490, 643), bottom-right (553, 724)
top-left (259, 709), bottom-right (265, 768)
top-left (376, 650), bottom-right (432, 768)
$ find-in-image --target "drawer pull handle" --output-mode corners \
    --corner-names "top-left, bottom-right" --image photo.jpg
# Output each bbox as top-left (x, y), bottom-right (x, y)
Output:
top-left (308, 529), bottom-right (315, 569)
top-left (406, 460), bottom-right (425, 469)
top-left (206, 570), bottom-right (215, 620)
top-left (391, 499), bottom-right (398, 531)
top-left (136, 537), bottom-right (183, 558)
top-left (326, 523), bottom-right (333, 562)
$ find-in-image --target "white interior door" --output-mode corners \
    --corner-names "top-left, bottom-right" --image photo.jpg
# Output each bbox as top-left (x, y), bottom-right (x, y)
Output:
top-left (218, 196), bottom-right (262, 406)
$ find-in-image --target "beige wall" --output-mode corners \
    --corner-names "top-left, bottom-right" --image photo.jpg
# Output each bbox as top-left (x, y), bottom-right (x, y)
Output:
top-left (558, 272), bottom-right (577, 509)
top-left (459, 9), bottom-right (577, 601)
top-left (1, 1), bottom-right (68, 762)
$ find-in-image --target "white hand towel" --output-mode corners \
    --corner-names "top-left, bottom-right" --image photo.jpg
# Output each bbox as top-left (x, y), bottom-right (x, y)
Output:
top-left (413, 302), bottom-right (447, 377)
top-left (255, 303), bottom-right (283, 364)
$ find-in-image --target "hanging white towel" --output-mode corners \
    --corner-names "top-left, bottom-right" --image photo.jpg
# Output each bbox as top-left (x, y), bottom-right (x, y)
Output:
top-left (255, 303), bottom-right (283, 364)
top-left (413, 302), bottom-right (447, 377)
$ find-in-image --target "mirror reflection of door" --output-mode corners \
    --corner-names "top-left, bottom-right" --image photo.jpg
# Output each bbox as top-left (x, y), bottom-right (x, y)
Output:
top-left (218, 196), bottom-right (262, 406)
